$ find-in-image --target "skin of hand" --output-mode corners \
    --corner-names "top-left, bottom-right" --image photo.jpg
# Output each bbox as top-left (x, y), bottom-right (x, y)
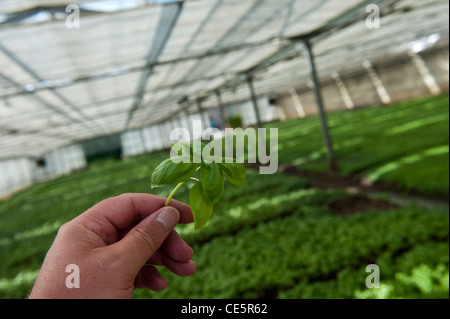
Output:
top-left (28, 193), bottom-right (196, 299)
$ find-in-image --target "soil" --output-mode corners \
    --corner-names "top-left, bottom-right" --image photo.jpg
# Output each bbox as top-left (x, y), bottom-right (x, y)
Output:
top-left (328, 195), bottom-right (399, 216)
top-left (276, 163), bottom-right (449, 213)
top-left (279, 163), bottom-right (397, 194)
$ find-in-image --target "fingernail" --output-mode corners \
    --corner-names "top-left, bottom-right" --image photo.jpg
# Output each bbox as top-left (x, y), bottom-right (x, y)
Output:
top-left (157, 207), bottom-right (180, 230)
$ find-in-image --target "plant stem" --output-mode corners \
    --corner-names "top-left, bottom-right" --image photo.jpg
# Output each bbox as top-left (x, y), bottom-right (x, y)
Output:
top-left (165, 166), bottom-right (201, 207)
top-left (165, 181), bottom-right (185, 207)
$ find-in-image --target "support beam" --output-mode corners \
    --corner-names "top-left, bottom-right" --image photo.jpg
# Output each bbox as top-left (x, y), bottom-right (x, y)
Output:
top-left (277, 104), bottom-right (287, 121)
top-left (408, 51), bottom-right (442, 96)
top-left (0, 71), bottom-right (100, 137)
top-left (139, 129), bottom-right (148, 154)
top-left (215, 90), bottom-right (227, 130)
top-left (125, 1), bottom-right (184, 130)
top-left (184, 109), bottom-right (193, 136)
top-left (157, 122), bottom-right (168, 150)
top-left (362, 60), bottom-right (392, 105)
top-left (289, 87), bottom-right (306, 118)
top-left (331, 70), bottom-right (355, 110)
top-left (247, 75), bottom-right (263, 128)
top-left (197, 99), bottom-right (210, 129)
top-left (303, 40), bottom-right (339, 174)
top-left (0, 43), bottom-right (104, 135)
top-left (0, 123), bottom-right (76, 142)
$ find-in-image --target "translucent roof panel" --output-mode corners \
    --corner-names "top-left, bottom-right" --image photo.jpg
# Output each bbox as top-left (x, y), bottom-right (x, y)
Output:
top-left (0, 0), bottom-right (146, 14)
top-left (0, 6), bottom-right (162, 82)
top-left (253, 0), bottom-right (449, 99)
top-left (0, 0), bottom-right (448, 159)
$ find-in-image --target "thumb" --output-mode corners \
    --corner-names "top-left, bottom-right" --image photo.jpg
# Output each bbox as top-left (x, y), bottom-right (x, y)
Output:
top-left (114, 206), bottom-right (180, 275)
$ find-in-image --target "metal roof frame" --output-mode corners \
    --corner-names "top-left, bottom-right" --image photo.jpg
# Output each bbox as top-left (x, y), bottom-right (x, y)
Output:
top-left (0, 0), bottom-right (448, 160)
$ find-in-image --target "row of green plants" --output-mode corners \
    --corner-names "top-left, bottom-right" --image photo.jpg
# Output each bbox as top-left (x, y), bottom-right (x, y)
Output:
top-left (279, 241), bottom-right (449, 299)
top-left (268, 94), bottom-right (449, 196)
top-left (0, 94), bottom-right (448, 299)
top-left (174, 172), bottom-right (345, 245)
top-left (0, 165), bottom-right (318, 298)
top-left (134, 208), bottom-right (449, 299)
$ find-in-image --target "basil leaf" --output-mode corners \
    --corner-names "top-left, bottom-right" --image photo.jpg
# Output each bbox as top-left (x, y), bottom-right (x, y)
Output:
top-left (218, 162), bottom-right (246, 186)
top-left (190, 182), bottom-right (213, 230)
top-left (151, 156), bottom-right (199, 188)
top-left (201, 162), bottom-right (224, 205)
top-left (191, 141), bottom-right (206, 155)
top-left (190, 141), bottom-right (206, 163)
top-left (171, 141), bottom-right (206, 163)
top-left (170, 142), bottom-right (191, 157)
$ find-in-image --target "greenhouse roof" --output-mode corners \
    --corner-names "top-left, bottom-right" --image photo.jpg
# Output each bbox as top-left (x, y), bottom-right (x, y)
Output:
top-left (0, 0), bottom-right (448, 159)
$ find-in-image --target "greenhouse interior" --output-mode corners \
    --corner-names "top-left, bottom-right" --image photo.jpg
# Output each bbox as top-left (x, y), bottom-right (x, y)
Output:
top-left (0, 0), bottom-right (449, 300)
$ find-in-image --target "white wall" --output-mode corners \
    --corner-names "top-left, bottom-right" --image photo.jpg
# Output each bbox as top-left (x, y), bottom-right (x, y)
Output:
top-left (121, 130), bottom-right (146, 157)
top-left (0, 157), bottom-right (34, 198)
top-left (0, 144), bottom-right (86, 198)
top-left (32, 144), bottom-right (87, 182)
top-left (121, 113), bottom-right (206, 158)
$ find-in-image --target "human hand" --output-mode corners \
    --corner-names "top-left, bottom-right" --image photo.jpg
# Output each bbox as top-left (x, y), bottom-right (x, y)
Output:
top-left (28, 193), bottom-right (196, 299)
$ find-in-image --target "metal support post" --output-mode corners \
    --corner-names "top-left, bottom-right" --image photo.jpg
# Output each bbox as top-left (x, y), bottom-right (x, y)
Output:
top-left (304, 40), bottom-right (339, 174)
top-left (246, 75), bottom-right (263, 128)
top-left (215, 90), bottom-right (227, 130)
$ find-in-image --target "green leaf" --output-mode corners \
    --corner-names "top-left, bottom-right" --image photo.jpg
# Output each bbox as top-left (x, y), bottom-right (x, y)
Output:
top-left (190, 182), bottom-right (213, 230)
top-left (170, 142), bottom-right (191, 157)
top-left (171, 141), bottom-right (206, 163)
top-left (191, 141), bottom-right (206, 155)
top-left (191, 141), bottom-right (206, 163)
top-left (219, 162), bottom-right (246, 186)
top-left (201, 162), bottom-right (224, 205)
top-left (151, 156), bottom-right (199, 188)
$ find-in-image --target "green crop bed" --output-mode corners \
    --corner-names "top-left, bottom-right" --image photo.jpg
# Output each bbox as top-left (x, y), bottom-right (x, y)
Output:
top-left (0, 94), bottom-right (448, 299)
top-left (138, 209), bottom-right (448, 299)
top-left (269, 94), bottom-right (449, 196)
